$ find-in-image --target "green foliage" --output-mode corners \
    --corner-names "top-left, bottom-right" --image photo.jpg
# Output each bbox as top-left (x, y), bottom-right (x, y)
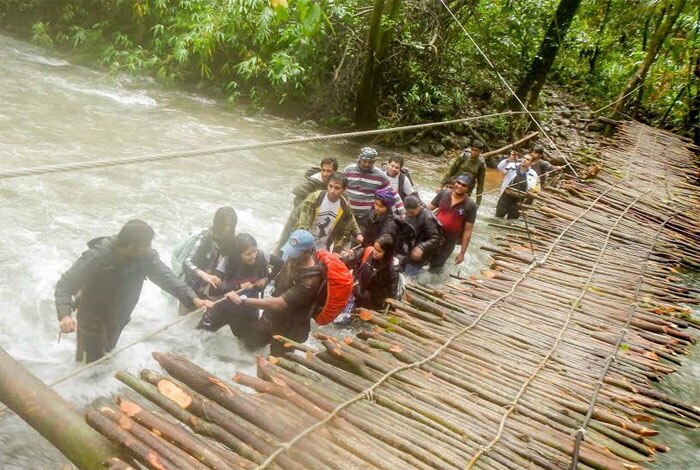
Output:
top-left (1, 0), bottom-right (697, 136)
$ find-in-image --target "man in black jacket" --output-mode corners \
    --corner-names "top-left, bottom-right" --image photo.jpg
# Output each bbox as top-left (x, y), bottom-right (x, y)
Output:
top-left (404, 196), bottom-right (442, 272)
top-left (55, 220), bottom-right (213, 363)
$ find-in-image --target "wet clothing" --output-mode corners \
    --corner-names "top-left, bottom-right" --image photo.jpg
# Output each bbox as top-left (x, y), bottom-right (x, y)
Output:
top-left (55, 236), bottom-right (197, 362)
top-left (344, 163), bottom-right (404, 227)
top-left (196, 291), bottom-right (259, 337)
top-left (442, 155), bottom-right (486, 206)
top-left (347, 247), bottom-right (400, 310)
top-left (497, 159), bottom-right (540, 195)
top-left (530, 159), bottom-right (556, 186)
top-left (211, 250), bottom-right (283, 297)
top-left (292, 168), bottom-right (326, 207)
top-left (430, 190), bottom-right (477, 269)
top-left (244, 259), bottom-right (326, 356)
top-left (198, 250), bottom-right (282, 337)
top-left (431, 190), bottom-right (477, 240)
top-left (278, 191), bottom-right (360, 253)
top-left (362, 209), bottom-right (398, 249)
top-left (496, 160), bottom-right (539, 220)
top-left (495, 168), bottom-right (529, 219)
top-left (406, 206), bottom-right (442, 261)
top-left (182, 228), bottom-right (224, 296)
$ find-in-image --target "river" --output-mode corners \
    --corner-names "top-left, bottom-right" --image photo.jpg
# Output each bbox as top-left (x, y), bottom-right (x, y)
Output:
top-left (0, 34), bottom-right (696, 468)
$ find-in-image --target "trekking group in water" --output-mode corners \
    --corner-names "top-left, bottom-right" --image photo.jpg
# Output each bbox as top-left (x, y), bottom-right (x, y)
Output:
top-left (55, 142), bottom-right (559, 363)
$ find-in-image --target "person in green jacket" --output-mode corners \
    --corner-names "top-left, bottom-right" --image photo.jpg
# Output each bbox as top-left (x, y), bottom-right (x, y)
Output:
top-left (440, 139), bottom-right (486, 207)
top-left (276, 172), bottom-right (362, 254)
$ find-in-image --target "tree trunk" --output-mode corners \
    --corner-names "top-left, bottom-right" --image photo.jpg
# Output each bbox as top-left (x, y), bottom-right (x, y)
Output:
top-left (509, 0), bottom-right (583, 110)
top-left (613, 0), bottom-right (688, 115)
top-left (0, 347), bottom-right (130, 469)
top-left (588, 0), bottom-right (612, 75)
top-left (688, 55), bottom-right (700, 145)
top-left (354, 0), bottom-right (403, 129)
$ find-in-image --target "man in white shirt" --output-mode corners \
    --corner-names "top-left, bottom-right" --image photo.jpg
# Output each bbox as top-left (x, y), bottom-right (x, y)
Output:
top-left (495, 152), bottom-right (540, 220)
top-left (382, 155), bottom-right (417, 202)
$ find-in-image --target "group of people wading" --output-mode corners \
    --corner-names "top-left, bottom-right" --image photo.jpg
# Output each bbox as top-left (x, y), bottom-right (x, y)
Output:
top-left (55, 143), bottom-right (559, 363)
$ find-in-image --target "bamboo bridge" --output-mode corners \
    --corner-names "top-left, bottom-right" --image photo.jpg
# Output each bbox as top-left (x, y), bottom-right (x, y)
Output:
top-left (2, 122), bottom-right (699, 469)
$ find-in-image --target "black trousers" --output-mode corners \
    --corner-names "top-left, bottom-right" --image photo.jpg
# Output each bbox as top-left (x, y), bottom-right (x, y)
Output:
top-left (75, 309), bottom-right (128, 363)
top-left (244, 310), bottom-right (312, 356)
top-left (197, 298), bottom-right (259, 339)
top-left (495, 193), bottom-right (522, 219)
top-left (429, 238), bottom-right (458, 270)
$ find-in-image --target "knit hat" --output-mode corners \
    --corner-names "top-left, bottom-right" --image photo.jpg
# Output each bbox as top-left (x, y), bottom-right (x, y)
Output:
top-left (358, 147), bottom-right (378, 161)
top-left (374, 188), bottom-right (396, 208)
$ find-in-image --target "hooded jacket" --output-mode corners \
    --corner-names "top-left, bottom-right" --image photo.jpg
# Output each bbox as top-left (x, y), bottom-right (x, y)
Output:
top-left (55, 236), bottom-right (197, 322)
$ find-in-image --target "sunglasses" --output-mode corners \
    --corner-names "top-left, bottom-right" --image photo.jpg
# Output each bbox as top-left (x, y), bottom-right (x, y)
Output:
top-left (454, 181), bottom-right (468, 187)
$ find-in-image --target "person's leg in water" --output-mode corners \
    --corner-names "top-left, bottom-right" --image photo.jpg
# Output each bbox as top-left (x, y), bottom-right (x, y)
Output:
top-left (495, 194), bottom-right (521, 219)
top-left (429, 238), bottom-right (457, 273)
top-left (75, 310), bottom-right (127, 363)
top-left (196, 300), bottom-right (232, 331)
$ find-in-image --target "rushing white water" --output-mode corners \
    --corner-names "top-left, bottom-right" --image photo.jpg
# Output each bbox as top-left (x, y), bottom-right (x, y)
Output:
top-left (0, 34), bottom-right (502, 467)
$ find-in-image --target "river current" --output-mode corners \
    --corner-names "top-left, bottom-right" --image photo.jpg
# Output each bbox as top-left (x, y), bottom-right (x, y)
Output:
top-left (0, 34), bottom-right (696, 468)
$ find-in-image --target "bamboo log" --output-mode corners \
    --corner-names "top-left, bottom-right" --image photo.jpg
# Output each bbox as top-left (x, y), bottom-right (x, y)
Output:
top-left (0, 347), bottom-right (130, 469)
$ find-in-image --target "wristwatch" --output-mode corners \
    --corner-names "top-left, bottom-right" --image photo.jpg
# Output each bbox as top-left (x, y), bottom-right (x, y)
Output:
top-left (240, 295), bottom-right (248, 306)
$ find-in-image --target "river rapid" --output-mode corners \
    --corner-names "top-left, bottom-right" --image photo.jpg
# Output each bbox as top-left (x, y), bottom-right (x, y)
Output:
top-left (0, 34), bottom-right (696, 468)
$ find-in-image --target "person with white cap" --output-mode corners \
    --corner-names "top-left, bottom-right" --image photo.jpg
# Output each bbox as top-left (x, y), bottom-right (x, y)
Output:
top-left (224, 229), bottom-right (325, 355)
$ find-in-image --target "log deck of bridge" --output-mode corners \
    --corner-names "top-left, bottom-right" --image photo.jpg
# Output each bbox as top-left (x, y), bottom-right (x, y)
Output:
top-left (61, 123), bottom-right (700, 469)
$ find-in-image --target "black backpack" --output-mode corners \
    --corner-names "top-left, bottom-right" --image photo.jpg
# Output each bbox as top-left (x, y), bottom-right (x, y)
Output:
top-left (392, 216), bottom-right (417, 257)
top-left (381, 163), bottom-right (416, 200)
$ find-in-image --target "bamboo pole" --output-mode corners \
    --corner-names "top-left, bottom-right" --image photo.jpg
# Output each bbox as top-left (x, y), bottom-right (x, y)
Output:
top-left (0, 347), bottom-right (130, 469)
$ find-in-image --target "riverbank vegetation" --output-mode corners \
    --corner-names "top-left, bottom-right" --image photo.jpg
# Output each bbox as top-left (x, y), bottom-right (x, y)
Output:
top-left (1, 0), bottom-right (698, 144)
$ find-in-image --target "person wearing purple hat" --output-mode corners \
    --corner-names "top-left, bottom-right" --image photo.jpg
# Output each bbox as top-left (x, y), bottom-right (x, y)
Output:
top-left (224, 230), bottom-right (325, 355)
top-left (361, 187), bottom-right (399, 249)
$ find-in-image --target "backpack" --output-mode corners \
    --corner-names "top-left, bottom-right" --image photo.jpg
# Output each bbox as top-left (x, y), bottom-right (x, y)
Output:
top-left (170, 233), bottom-right (199, 278)
top-left (304, 166), bottom-right (321, 178)
top-left (312, 250), bottom-right (354, 325)
top-left (381, 163), bottom-right (416, 200)
top-left (392, 216), bottom-right (417, 257)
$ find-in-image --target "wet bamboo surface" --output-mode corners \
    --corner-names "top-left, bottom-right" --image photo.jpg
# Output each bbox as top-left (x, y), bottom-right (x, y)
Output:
top-left (88, 123), bottom-right (699, 470)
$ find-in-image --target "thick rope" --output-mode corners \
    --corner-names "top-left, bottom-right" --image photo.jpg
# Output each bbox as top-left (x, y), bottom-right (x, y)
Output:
top-left (1, 95), bottom-right (627, 182)
top-left (467, 189), bottom-right (651, 468)
top-left (0, 112), bottom-right (525, 180)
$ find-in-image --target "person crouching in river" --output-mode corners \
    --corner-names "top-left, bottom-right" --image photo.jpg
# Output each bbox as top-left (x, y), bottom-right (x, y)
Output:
top-left (182, 206), bottom-right (237, 298)
top-left (224, 230), bottom-right (325, 356)
top-left (197, 233), bottom-right (282, 338)
top-left (54, 220), bottom-right (213, 363)
top-left (347, 234), bottom-right (400, 310)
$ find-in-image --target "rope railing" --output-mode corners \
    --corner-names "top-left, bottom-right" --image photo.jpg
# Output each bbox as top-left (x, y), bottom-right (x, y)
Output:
top-left (467, 188), bottom-right (651, 468)
top-left (569, 211), bottom-right (680, 470)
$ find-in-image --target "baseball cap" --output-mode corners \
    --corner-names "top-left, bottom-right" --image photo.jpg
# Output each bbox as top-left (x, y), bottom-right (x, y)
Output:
top-left (358, 147), bottom-right (378, 161)
top-left (281, 230), bottom-right (315, 260)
